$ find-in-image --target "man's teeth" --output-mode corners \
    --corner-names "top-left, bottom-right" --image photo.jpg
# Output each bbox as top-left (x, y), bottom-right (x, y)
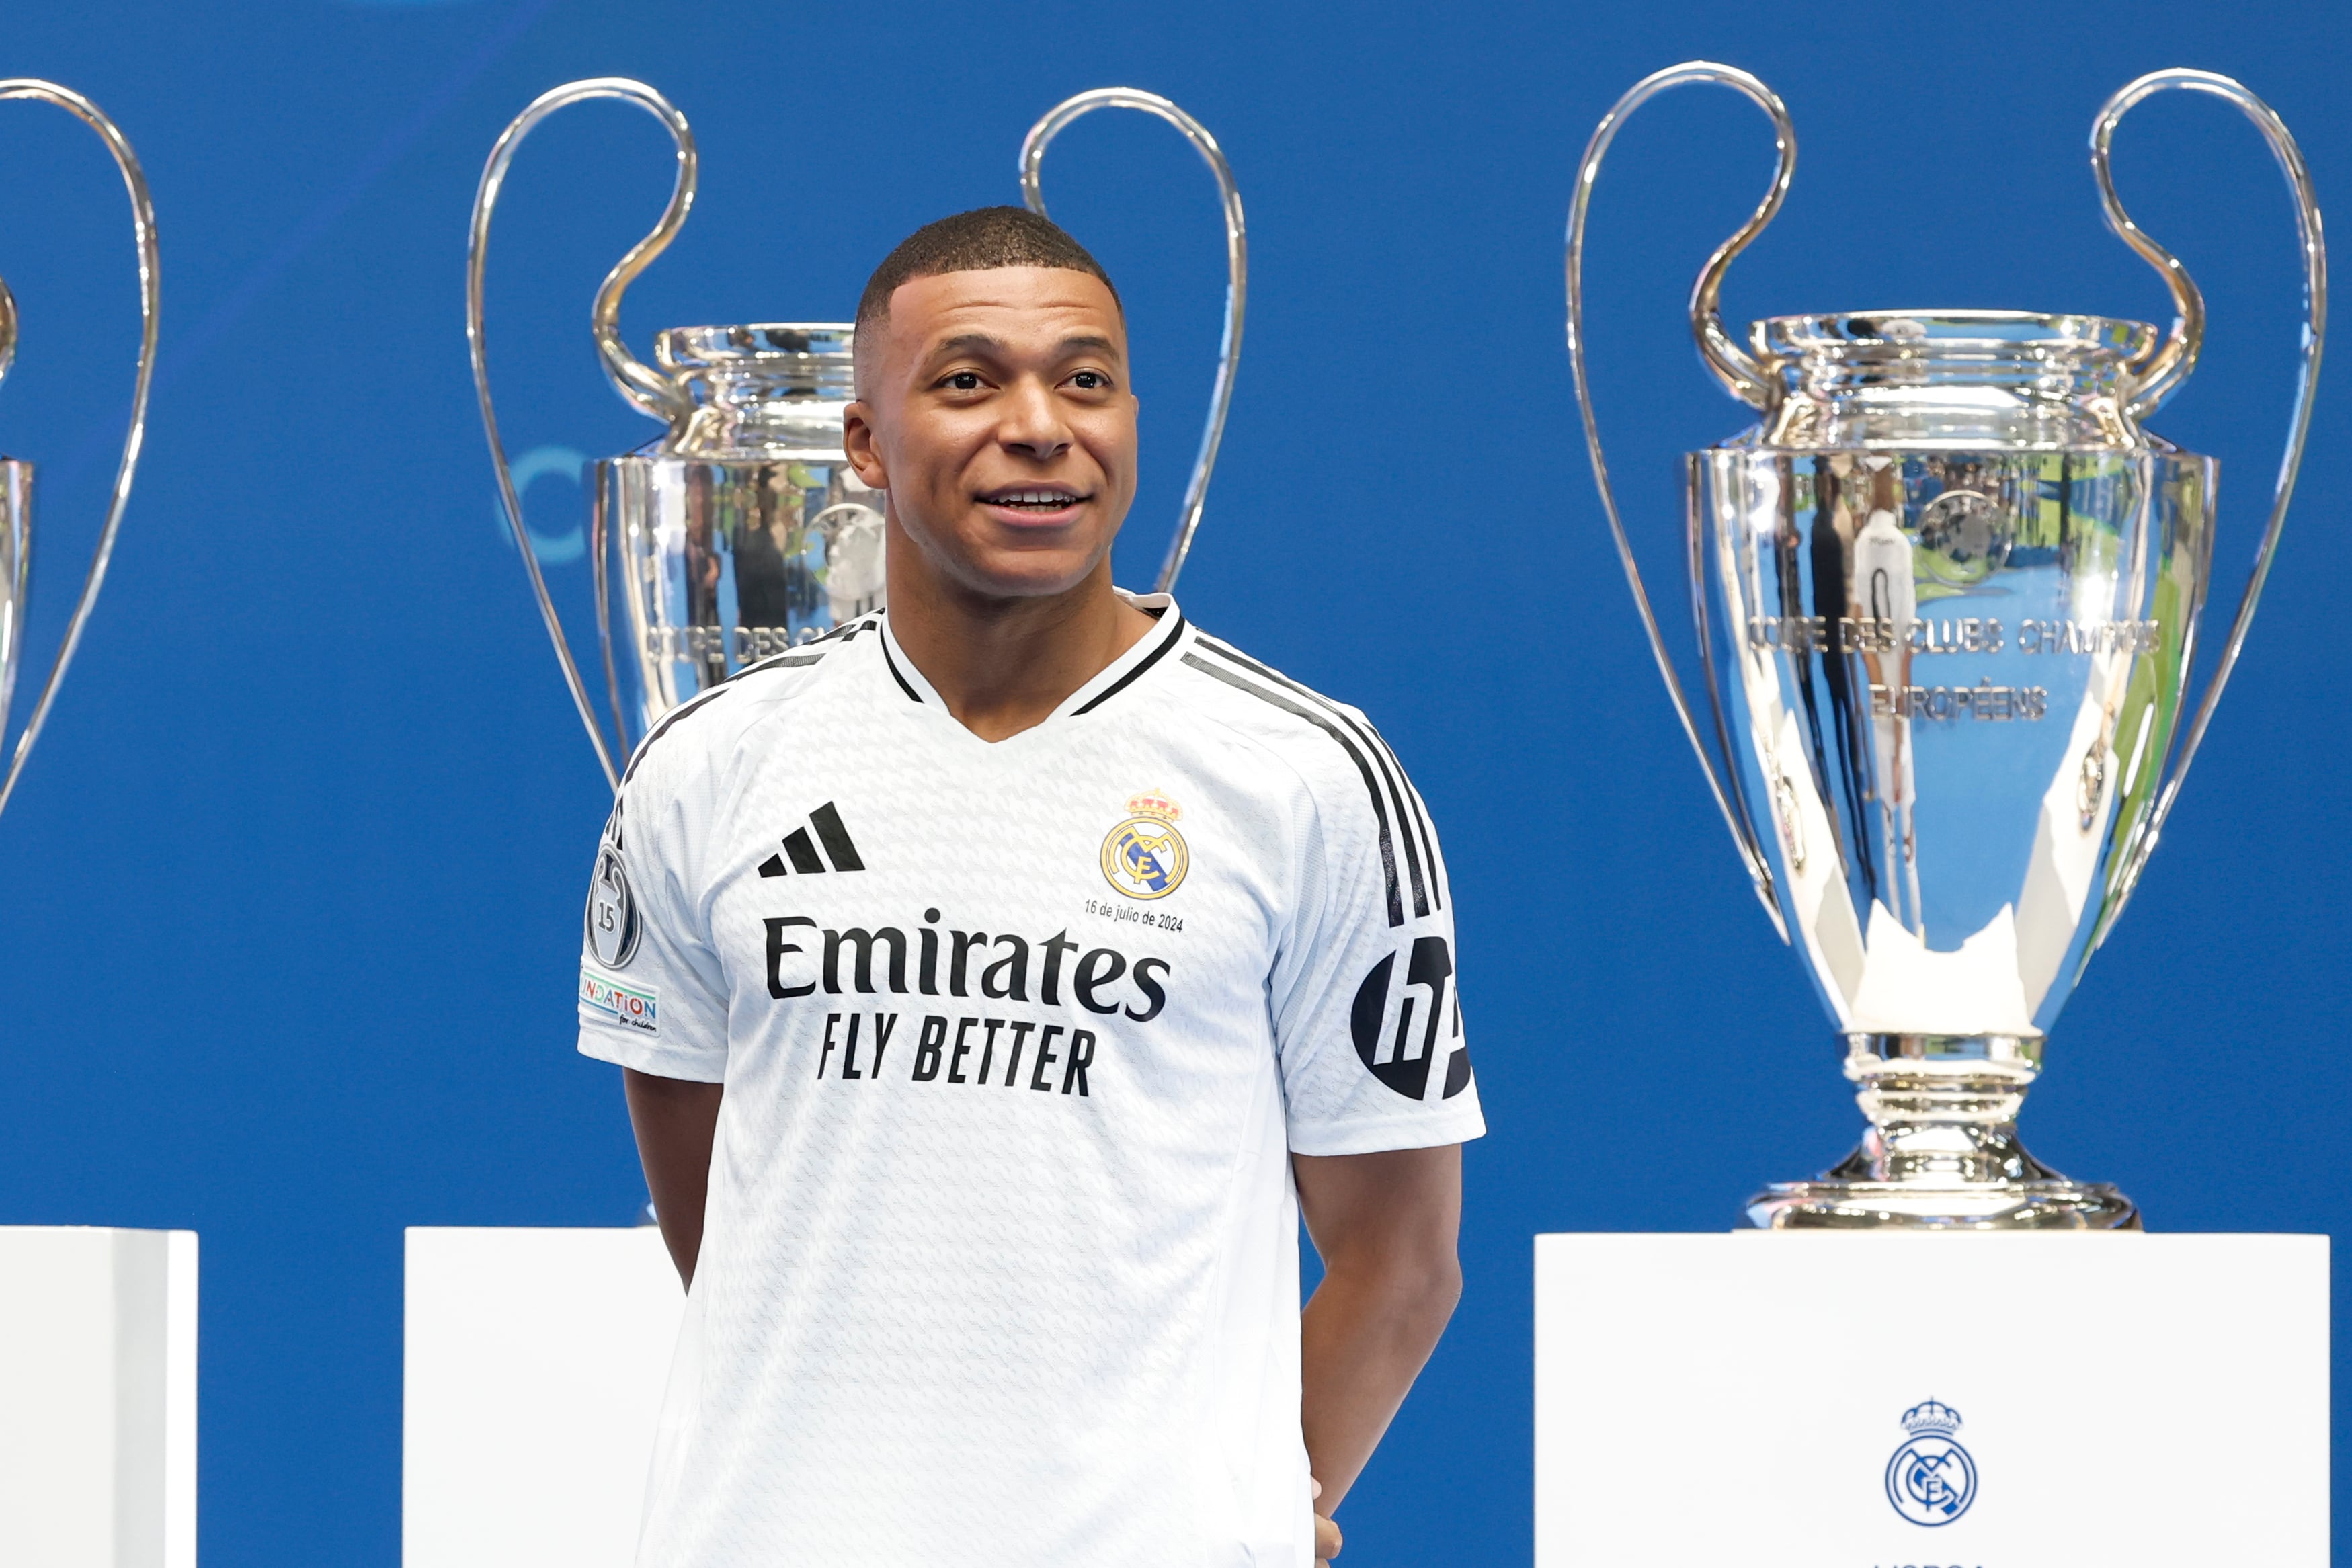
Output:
top-left (992, 489), bottom-right (1078, 509)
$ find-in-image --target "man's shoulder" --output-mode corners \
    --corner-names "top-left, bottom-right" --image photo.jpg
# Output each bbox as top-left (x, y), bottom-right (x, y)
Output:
top-left (1165, 628), bottom-right (1402, 792)
top-left (1168, 627), bottom-right (1449, 933)
top-left (618, 615), bottom-right (879, 794)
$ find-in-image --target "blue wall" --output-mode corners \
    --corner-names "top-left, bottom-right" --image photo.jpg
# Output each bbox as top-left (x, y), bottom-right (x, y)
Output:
top-left (1, 1), bottom-right (2344, 1561)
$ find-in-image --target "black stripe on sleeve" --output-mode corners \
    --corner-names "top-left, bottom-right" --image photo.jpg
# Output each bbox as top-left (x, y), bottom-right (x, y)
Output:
top-left (1194, 636), bottom-right (1438, 917)
top-left (618, 683), bottom-right (736, 788)
top-left (1357, 741), bottom-right (1443, 912)
top-left (727, 651), bottom-right (827, 681)
top-left (1397, 772), bottom-right (1447, 909)
top-left (1180, 652), bottom-right (1406, 927)
top-left (618, 633), bottom-right (850, 788)
top-left (1072, 613), bottom-right (1188, 716)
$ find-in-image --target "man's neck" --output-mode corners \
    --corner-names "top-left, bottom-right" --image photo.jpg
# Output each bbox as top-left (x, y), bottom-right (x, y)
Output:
top-left (883, 538), bottom-right (1157, 743)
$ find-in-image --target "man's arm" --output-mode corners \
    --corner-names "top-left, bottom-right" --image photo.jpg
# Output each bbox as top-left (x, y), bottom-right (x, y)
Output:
top-left (624, 1067), bottom-right (725, 1287)
top-left (1294, 1143), bottom-right (1465, 1528)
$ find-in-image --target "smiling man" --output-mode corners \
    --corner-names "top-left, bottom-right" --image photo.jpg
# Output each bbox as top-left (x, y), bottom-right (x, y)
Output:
top-left (579, 207), bottom-right (1481, 1568)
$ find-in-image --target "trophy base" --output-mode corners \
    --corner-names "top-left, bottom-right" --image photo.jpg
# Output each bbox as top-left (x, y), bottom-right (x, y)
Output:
top-left (1743, 1034), bottom-right (2141, 1230)
top-left (1743, 1171), bottom-right (2140, 1230)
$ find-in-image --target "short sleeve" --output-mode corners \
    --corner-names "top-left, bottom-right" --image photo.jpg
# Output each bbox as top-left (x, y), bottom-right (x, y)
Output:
top-left (1269, 740), bottom-right (1484, 1156)
top-left (577, 733), bottom-right (731, 1083)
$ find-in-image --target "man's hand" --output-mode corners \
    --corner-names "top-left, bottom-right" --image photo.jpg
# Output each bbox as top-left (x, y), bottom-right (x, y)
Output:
top-left (1313, 1479), bottom-right (1342, 1566)
top-left (624, 1068), bottom-right (724, 1286)
top-left (1295, 1143), bottom-right (1465, 1533)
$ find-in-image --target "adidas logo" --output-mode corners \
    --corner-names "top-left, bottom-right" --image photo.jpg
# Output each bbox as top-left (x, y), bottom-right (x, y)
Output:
top-left (757, 802), bottom-right (866, 878)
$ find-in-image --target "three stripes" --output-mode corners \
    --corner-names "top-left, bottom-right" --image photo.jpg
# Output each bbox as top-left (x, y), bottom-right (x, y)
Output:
top-left (757, 802), bottom-right (866, 878)
top-left (1183, 634), bottom-right (1444, 930)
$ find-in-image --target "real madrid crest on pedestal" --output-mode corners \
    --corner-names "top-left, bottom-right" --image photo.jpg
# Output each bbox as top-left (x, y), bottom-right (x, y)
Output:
top-left (1885, 1399), bottom-right (1976, 1526)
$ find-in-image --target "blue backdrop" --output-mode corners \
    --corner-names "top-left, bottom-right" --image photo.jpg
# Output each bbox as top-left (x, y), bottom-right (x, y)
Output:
top-left (2, 1), bottom-right (2344, 1561)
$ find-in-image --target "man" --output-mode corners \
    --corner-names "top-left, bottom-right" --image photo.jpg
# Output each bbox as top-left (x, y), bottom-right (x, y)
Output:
top-left (578, 205), bottom-right (1481, 1567)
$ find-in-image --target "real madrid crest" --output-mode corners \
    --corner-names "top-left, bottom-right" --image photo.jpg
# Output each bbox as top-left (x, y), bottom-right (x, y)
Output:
top-left (1884, 1398), bottom-right (1976, 1526)
top-left (1100, 790), bottom-right (1189, 901)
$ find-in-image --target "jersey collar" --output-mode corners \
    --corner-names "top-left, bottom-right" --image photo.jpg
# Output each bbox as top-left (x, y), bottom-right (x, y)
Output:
top-left (876, 591), bottom-right (1190, 725)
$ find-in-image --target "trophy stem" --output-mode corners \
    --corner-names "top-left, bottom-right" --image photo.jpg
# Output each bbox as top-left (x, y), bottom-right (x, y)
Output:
top-left (1744, 1034), bottom-right (2139, 1230)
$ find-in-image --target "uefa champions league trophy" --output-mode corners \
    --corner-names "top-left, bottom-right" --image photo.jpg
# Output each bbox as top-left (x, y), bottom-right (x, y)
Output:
top-left (469, 81), bottom-right (1244, 789)
top-left (0, 81), bottom-right (158, 824)
top-left (1568, 65), bottom-right (2325, 1227)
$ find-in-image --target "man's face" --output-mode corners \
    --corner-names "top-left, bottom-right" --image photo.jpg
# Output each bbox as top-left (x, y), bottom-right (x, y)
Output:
top-left (843, 266), bottom-right (1137, 600)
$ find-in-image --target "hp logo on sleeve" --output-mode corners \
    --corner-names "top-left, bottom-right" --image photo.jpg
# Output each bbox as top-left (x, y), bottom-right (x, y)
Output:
top-left (1350, 936), bottom-right (1472, 1102)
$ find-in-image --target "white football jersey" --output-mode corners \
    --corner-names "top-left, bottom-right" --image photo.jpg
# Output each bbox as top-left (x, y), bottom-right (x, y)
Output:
top-left (578, 594), bottom-right (1482, 1568)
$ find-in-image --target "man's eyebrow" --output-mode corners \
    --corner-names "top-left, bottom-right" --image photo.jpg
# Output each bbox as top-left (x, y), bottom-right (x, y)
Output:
top-left (922, 333), bottom-right (1123, 362)
top-left (925, 333), bottom-right (1009, 360)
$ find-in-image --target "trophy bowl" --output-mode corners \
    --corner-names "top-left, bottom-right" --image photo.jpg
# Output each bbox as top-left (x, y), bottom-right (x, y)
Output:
top-left (598, 323), bottom-right (881, 737)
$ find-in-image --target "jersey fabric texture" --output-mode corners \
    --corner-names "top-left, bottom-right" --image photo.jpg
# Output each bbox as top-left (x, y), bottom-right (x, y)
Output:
top-left (577, 595), bottom-right (1483, 1568)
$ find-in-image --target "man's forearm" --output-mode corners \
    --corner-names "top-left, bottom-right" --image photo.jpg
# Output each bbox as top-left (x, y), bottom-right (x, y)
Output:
top-left (1299, 1243), bottom-right (1463, 1510)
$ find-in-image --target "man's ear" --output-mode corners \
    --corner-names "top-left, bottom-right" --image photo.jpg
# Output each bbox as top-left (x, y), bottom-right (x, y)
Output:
top-left (842, 402), bottom-right (889, 492)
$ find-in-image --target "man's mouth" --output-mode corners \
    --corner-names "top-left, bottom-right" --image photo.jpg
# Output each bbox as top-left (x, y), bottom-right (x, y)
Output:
top-left (979, 485), bottom-right (1088, 515)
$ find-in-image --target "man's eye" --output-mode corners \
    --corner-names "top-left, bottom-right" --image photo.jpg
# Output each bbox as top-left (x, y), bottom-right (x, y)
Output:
top-left (1070, 370), bottom-right (1108, 390)
top-left (944, 371), bottom-right (983, 391)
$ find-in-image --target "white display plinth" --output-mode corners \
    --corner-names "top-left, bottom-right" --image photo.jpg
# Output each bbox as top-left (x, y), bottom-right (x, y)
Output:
top-left (0, 1227), bottom-right (197, 1568)
top-left (1535, 1233), bottom-right (2328, 1566)
top-left (403, 1227), bottom-right (684, 1568)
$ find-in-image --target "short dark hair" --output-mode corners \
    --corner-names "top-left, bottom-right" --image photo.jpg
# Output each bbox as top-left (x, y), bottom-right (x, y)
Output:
top-left (854, 206), bottom-right (1121, 329)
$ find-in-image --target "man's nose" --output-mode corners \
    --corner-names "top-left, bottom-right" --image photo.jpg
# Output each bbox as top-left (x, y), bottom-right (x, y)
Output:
top-left (998, 376), bottom-right (1072, 462)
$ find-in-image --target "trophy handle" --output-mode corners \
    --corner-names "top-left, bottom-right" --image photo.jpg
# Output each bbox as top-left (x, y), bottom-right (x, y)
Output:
top-left (0, 81), bottom-right (159, 823)
top-left (2091, 70), bottom-right (2326, 935)
top-left (468, 78), bottom-right (698, 791)
top-left (1020, 88), bottom-right (1245, 593)
top-left (1567, 63), bottom-right (1795, 936)
top-left (1618, 65), bottom-right (1797, 413)
top-left (0, 465), bottom-right (26, 745)
top-left (2093, 79), bottom-right (2208, 420)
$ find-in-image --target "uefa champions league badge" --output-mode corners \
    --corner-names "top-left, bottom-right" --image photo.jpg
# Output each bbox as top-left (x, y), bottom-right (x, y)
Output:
top-left (1100, 790), bottom-right (1189, 901)
top-left (1885, 1399), bottom-right (1977, 1526)
top-left (585, 841), bottom-right (641, 969)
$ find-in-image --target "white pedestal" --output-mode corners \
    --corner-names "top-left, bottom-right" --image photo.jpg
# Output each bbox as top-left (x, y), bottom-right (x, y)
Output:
top-left (1534, 1233), bottom-right (2329, 1566)
top-left (0, 1227), bottom-right (197, 1568)
top-left (403, 1227), bottom-right (684, 1568)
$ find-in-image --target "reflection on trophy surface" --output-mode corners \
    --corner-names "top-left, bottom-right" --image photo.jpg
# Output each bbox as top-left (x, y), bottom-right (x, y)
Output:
top-left (0, 81), bottom-right (158, 824)
top-left (599, 323), bottom-right (883, 718)
top-left (469, 80), bottom-right (1243, 790)
top-left (1569, 65), bottom-right (2325, 1227)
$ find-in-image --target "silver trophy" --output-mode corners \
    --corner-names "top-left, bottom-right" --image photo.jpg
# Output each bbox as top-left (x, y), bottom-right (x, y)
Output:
top-left (0, 81), bottom-right (158, 823)
top-left (470, 81), bottom-right (1245, 788)
top-left (1568, 65), bottom-right (2324, 1228)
